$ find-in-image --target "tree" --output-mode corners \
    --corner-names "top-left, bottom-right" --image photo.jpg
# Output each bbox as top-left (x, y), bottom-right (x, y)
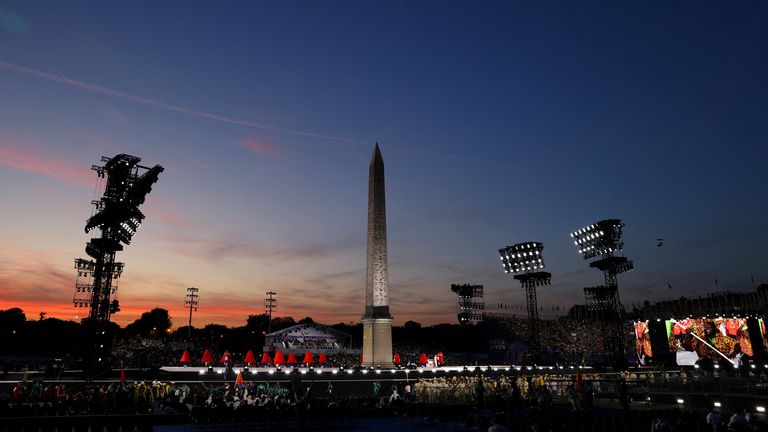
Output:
top-left (246, 314), bottom-right (269, 331)
top-left (270, 316), bottom-right (296, 332)
top-left (123, 308), bottom-right (172, 337)
top-left (203, 324), bottom-right (229, 339)
top-left (297, 316), bottom-right (314, 325)
top-left (0, 308), bottom-right (27, 326)
top-left (403, 320), bottom-right (422, 330)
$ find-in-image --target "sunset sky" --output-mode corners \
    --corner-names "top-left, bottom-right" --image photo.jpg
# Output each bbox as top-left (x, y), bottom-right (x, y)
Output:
top-left (1, 1), bottom-right (766, 328)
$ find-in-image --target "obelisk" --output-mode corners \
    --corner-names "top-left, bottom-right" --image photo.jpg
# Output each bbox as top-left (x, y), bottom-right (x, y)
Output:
top-left (362, 143), bottom-right (394, 368)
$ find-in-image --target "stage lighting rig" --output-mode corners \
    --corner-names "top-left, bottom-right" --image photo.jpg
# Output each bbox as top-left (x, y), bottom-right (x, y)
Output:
top-left (450, 284), bottom-right (485, 325)
top-left (499, 242), bottom-right (552, 359)
top-left (73, 153), bottom-right (163, 373)
top-left (570, 218), bottom-right (633, 364)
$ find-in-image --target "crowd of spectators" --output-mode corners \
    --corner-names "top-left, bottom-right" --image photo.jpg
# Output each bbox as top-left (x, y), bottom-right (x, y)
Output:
top-left (0, 374), bottom-right (409, 425)
top-left (413, 373), bottom-right (598, 411)
top-left (490, 316), bottom-right (638, 365)
top-left (111, 338), bottom-right (192, 369)
top-left (2, 373), bottom-right (767, 431)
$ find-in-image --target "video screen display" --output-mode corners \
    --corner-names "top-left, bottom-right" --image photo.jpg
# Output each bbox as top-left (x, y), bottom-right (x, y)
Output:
top-left (634, 320), bottom-right (652, 364)
top-left (666, 318), bottom-right (753, 366)
top-left (760, 318), bottom-right (768, 354)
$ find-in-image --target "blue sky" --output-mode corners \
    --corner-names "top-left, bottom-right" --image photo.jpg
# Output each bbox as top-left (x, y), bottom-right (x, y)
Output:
top-left (0, 1), bottom-right (766, 327)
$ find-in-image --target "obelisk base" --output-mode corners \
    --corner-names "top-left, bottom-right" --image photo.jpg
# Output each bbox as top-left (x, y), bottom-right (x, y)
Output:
top-left (362, 317), bottom-right (394, 368)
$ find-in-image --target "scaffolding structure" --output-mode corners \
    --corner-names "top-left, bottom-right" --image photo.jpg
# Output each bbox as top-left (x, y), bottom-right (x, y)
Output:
top-left (72, 154), bottom-right (163, 373)
top-left (450, 284), bottom-right (485, 325)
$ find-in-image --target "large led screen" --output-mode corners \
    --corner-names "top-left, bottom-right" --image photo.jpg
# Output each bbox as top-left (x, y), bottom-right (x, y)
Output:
top-left (667, 318), bottom-right (753, 366)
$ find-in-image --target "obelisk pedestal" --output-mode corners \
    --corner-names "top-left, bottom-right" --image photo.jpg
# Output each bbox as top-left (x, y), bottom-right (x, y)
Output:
top-left (362, 144), bottom-right (394, 368)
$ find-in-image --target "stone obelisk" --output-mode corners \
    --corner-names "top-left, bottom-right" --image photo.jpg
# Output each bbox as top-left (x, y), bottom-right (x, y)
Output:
top-left (362, 143), bottom-right (394, 368)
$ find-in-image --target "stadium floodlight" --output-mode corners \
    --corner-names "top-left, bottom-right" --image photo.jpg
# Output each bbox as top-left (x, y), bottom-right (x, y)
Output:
top-left (570, 218), bottom-right (634, 366)
top-left (498, 241), bottom-right (552, 363)
top-left (499, 242), bottom-right (545, 274)
top-left (570, 219), bottom-right (625, 260)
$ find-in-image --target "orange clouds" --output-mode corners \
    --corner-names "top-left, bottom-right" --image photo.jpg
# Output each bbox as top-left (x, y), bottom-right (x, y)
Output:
top-left (0, 139), bottom-right (92, 187)
top-left (239, 137), bottom-right (280, 157)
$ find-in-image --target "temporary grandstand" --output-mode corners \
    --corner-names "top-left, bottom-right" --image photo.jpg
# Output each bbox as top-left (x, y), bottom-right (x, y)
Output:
top-left (263, 323), bottom-right (355, 355)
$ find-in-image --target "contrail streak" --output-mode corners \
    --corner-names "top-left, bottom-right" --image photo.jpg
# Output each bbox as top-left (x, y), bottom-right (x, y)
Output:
top-left (0, 60), bottom-right (367, 146)
top-left (0, 60), bottom-right (505, 167)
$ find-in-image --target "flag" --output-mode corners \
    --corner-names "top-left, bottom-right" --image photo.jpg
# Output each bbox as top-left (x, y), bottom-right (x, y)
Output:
top-left (120, 367), bottom-right (126, 385)
top-left (751, 273), bottom-right (755, 285)
top-left (667, 282), bottom-right (672, 290)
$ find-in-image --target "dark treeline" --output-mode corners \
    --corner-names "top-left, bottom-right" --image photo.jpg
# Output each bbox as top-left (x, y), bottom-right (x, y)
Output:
top-left (0, 307), bottom-right (487, 359)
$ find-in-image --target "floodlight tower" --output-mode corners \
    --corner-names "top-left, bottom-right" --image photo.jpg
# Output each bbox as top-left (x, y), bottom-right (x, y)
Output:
top-left (72, 154), bottom-right (163, 373)
top-left (570, 219), bottom-right (633, 363)
top-left (265, 291), bottom-right (277, 333)
top-left (185, 287), bottom-right (199, 340)
top-left (450, 284), bottom-right (485, 325)
top-left (499, 242), bottom-right (551, 359)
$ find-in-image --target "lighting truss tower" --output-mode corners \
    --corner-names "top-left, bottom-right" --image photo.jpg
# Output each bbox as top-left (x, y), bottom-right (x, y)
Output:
top-left (570, 219), bottom-right (633, 364)
top-left (265, 291), bottom-right (277, 333)
top-left (499, 242), bottom-right (551, 360)
top-left (72, 154), bottom-right (163, 373)
top-left (450, 284), bottom-right (485, 325)
top-left (185, 287), bottom-right (199, 340)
